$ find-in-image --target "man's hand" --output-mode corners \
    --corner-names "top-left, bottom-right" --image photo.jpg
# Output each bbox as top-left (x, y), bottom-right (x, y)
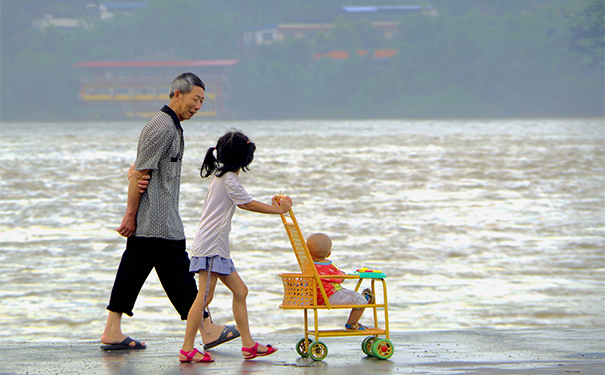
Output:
top-left (118, 166), bottom-right (150, 237)
top-left (128, 164), bottom-right (150, 194)
top-left (116, 212), bottom-right (136, 237)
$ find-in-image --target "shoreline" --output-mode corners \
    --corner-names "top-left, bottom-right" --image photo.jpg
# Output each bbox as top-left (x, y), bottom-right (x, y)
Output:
top-left (0, 328), bottom-right (603, 374)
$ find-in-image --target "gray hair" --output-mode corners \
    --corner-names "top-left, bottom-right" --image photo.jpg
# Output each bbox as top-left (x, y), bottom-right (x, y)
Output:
top-left (169, 72), bottom-right (205, 98)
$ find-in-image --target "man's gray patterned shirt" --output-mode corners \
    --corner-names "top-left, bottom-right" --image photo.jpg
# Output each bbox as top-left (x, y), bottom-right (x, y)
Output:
top-left (133, 105), bottom-right (185, 240)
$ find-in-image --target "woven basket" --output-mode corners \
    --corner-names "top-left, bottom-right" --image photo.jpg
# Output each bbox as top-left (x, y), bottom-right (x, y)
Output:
top-left (279, 274), bottom-right (317, 308)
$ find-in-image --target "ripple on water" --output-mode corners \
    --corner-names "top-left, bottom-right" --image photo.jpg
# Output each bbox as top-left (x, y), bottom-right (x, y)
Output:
top-left (0, 118), bottom-right (603, 341)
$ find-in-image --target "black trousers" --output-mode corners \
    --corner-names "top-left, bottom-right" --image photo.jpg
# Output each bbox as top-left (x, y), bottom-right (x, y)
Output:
top-left (107, 236), bottom-right (198, 320)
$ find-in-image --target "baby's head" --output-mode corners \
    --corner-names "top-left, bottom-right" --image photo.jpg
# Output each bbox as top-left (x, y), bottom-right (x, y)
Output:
top-left (307, 233), bottom-right (332, 261)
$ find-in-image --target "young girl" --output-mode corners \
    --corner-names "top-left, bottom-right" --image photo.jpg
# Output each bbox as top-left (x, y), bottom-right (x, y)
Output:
top-left (179, 130), bottom-right (293, 363)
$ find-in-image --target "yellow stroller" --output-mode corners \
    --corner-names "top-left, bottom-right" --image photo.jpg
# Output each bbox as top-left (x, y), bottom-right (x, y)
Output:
top-left (278, 206), bottom-right (394, 361)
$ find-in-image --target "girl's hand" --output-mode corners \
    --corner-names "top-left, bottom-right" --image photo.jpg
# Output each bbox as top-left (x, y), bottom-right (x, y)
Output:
top-left (272, 195), bottom-right (293, 213)
top-left (128, 164), bottom-right (150, 194)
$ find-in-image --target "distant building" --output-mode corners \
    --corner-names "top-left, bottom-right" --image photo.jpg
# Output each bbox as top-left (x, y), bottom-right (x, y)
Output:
top-left (244, 22), bottom-right (399, 48)
top-left (312, 49), bottom-right (398, 60)
top-left (245, 24), bottom-right (332, 47)
top-left (340, 5), bottom-right (437, 16)
top-left (31, 13), bottom-right (93, 32)
top-left (243, 6), bottom-right (436, 48)
top-left (31, 2), bottom-right (147, 32)
top-left (95, 2), bottom-right (148, 21)
top-left (71, 54), bottom-right (238, 119)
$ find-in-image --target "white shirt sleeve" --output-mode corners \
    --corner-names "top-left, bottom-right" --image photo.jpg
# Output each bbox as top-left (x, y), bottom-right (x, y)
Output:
top-left (225, 173), bottom-right (253, 205)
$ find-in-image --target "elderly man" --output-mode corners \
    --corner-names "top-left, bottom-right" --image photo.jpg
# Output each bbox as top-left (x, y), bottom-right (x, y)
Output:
top-left (101, 72), bottom-right (239, 350)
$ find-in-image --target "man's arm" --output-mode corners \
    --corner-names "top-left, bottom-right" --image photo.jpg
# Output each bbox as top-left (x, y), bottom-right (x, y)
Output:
top-left (116, 168), bottom-right (151, 237)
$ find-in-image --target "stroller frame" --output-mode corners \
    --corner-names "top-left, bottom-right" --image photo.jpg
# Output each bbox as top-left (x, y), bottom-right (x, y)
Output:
top-left (278, 207), bottom-right (394, 361)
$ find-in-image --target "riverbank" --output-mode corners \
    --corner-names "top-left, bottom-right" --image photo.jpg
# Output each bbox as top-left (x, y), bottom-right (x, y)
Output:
top-left (0, 329), bottom-right (602, 374)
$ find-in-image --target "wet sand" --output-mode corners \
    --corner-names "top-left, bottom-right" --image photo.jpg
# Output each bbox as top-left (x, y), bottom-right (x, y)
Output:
top-left (0, 329), bottom-right (603, 374)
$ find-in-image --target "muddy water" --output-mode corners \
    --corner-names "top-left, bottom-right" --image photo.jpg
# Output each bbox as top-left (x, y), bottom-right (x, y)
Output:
top-left (0, 118), bottom-right (603, 342)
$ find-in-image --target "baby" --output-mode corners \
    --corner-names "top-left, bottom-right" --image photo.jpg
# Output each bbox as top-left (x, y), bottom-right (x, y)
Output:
top-left (306, 233), bottom-right (374, 330)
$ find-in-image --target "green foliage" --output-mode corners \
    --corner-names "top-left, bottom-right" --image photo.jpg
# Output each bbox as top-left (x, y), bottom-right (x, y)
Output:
top-left (313, 18), bottom-right (383, 53)
top-left (568, 0), bottom-right (604, 69)
top-left (0, 0), bottom-right (602, 120)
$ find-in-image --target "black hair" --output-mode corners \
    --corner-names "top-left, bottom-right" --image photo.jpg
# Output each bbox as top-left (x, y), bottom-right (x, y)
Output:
top-left (201, 130), bottom-right (256, 178)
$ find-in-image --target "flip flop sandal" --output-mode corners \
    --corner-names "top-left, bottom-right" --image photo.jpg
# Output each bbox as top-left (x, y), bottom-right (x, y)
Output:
top-left (203, 325), bottom-right (241, 350)
top-left (179, 348), bottom-right (214, 363)
top-left (241, 342), bottom-right (278, 360)
top-left (100, 336), bottom-right (146, 350)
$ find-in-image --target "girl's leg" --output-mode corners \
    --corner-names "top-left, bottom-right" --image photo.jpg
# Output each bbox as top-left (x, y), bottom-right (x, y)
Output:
top-left (219, 271), bottom-right (252, 347)
top-left (219, 271), bottom-right (273, 356)
top-left (182, 270), bottom-right (218, 358)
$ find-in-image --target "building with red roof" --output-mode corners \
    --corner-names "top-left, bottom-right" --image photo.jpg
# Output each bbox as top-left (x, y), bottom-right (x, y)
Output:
top-left (71, 53), bottom-right (238, 118)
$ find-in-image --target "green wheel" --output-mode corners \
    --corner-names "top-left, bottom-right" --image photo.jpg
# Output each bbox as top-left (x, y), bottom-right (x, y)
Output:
top-left (309, 341), bottom-right (328, 361)
top-left (362, 336), bottom-right (376, 356)
top-left (371, 339), bottom-right (394, 360)
top-left (295, 338), bottom-right (313, 357)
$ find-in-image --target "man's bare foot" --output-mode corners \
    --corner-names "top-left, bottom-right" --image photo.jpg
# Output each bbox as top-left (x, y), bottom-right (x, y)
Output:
top-left (102, 312), bottom-right (145, 348)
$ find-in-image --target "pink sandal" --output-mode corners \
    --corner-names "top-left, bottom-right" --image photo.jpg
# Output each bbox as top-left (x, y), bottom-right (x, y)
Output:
top-left (242, 342), bottom-right (278, 360)
top-left (179, 348), bottom-right (214, 363)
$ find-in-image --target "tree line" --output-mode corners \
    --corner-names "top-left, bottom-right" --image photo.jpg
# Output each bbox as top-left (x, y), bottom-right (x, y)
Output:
top-left (0, 0), bottom-right (602, 121)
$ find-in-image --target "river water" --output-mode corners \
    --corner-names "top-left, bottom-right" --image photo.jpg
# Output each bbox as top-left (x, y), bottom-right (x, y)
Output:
top-left (0, 118), bottom-right (603, 343)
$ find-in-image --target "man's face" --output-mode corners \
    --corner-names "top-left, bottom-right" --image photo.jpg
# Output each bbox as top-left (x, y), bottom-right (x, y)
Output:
top-left (174, 86), bottom-right (205, 121)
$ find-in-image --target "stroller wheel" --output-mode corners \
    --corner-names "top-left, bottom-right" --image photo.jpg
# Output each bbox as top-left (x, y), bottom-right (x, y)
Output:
top-left (371, 339), bottom-right (394, 360)
top-left (309, 341), bottom-right (328, 361)
top-left (295, 338), bottom-right (313, 357)
top-left (362, 336), bottom-right (376, 356)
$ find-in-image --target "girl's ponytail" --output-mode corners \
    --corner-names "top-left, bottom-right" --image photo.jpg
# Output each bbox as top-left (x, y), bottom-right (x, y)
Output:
top-left (200, 147), bottom-right (217, 178)
top-left (201, 130), bottom-right (255, 178)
